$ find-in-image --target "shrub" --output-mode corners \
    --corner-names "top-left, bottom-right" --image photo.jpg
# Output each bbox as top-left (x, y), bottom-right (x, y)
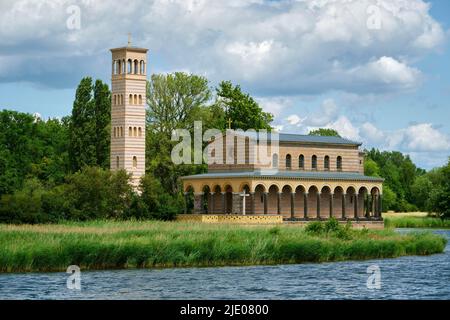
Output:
top-left (305, 221), bottom-right (324, 235)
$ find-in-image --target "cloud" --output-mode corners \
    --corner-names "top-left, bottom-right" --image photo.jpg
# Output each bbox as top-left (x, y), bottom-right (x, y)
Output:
top-left (360, 122), bottom-right (385, 143)
top-left (0, 0), bottom-right (445, 95)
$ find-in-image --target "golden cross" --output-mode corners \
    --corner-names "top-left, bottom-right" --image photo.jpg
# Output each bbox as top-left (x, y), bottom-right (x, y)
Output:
top-left (128, 33), bottom-right (132, 47)
top-left (228, 118), bottom-right (232, 129)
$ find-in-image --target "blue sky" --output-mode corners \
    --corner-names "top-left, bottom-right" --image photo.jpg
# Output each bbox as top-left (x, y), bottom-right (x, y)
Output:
top-left (0, 0), bottom-right (449, 170)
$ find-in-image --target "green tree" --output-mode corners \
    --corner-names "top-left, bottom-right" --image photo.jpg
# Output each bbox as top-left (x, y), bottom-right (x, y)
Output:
top-left (94, 79), bottom-right (111, 168)
top-left (429, 159), bottom-right (450, 218)
top-left (382, 185), bottom-right (397, 212)
top-left (146, 72), bottom-right (213, 135)
top-left (69, 77), bottom-right (111, 172)
top-left (364, 158), bottom-right (381, 177)
top-left (308, 128), bottom-right (341, 137)
top-left (411, 174), bottom-right (433, 211)
top-left (215, 81), bottom-right (273, 131)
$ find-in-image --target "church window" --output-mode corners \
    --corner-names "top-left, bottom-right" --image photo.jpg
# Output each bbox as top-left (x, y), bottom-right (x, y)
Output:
top-left (312, 155), bottom-right (317, 170)
top-left (286, 154), bottom-right (292, 170)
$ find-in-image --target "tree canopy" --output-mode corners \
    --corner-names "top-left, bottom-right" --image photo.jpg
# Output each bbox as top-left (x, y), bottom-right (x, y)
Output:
top-left (308, 128), bottom-right (341, 137)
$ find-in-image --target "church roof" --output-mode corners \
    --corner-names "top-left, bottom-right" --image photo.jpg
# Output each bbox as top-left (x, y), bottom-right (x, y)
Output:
top-left (231, 131), bottom-right (361, 146)
top-left (181, 170), bottom-right (384, 182)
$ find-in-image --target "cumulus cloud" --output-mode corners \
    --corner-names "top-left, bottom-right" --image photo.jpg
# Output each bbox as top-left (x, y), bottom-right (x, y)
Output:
top-left (0, 0), bottom-right (445, 94)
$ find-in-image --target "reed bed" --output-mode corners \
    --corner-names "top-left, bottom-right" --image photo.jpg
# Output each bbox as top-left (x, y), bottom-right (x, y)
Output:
top-left (0, 221), bottom-right (446, 273)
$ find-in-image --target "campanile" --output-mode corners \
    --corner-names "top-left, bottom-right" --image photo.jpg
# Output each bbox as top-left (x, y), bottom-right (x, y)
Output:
top-left (110, 42), bottom-right (147, 188)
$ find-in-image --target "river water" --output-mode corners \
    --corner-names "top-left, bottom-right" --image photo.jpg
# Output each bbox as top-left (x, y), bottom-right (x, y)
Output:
top-left (0, 229), bottom-right (449, 300)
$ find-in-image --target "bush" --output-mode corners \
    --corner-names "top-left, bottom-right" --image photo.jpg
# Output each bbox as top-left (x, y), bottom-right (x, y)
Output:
top-left (305, 221), bottom-right (324, 235)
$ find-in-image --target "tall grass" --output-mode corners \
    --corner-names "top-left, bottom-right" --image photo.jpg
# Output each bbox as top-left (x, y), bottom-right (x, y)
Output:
top-left (0, 221), bottom-right (446, 273)
top-left (385, 217), bottom-right (450, 229)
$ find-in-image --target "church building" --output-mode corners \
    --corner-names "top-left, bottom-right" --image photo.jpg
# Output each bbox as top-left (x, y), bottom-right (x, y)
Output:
top-left (182, 132), bottom-right (384, 223)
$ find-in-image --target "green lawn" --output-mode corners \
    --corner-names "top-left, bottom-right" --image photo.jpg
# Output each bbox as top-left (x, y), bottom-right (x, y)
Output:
top-left (0, 220), bottom-right (446, 273)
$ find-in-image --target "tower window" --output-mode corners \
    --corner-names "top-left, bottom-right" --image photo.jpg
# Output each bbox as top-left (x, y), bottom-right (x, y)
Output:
top-left (116, 156), bottom-right (120, 169)
top-left (138, 127), bottom-right (142, 137)
top-left (133, 156), bottom-right (137, 169)
top-left (140, 60), bottom-right (145, 74)
top-left (134, 127), bottom-right (137, 137)
top-left (129, 127), bottom-right (132, 137)
top-left (134, 60), bottom-right (139, 74)
top-left (139, 95), bottom-right (142, 105)
top-left (129, 94), bottom-right (133, 105)
top-left (127, 59), bottom-right (132, 74)
top-left (134, 94), bottom-right (137, 105)
top-left (324, 156), bottom-right (330, 170)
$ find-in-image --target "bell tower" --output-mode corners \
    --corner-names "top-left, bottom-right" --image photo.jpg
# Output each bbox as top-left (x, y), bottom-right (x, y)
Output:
top-left (110, 41), bottom-right (148, 188)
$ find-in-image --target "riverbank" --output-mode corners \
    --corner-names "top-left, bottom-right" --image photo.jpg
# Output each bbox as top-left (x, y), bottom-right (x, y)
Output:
top-left (382, 212), bottom-right (450, 228)
top-left (0, 220), bottom-right (446, 273)
top-left (384, 216), bottom-right (450, 228)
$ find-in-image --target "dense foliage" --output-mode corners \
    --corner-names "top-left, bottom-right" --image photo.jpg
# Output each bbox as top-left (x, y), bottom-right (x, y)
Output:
top-left (364, 149), bottom-right (450, 217)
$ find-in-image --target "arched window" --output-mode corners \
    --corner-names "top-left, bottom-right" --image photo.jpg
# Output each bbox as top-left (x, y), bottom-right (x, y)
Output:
top-left (133, 156), bottom-right (137, 169)
top-left (337, 156), bottom-right (342, 171)
top-left (117, 60), bottom-right (121, 74)
top-left (113, 61), bottom-right (117, 75)
top-left (120, 127), bottom-right (123, 137)
top-left (134, 60), bottom-right (139, 74)
top-left (129, 94), bottom-right (133, 104)
top-left (299, 154), bottom-right (305, 170)
top-left (140, 60), bottom-right (145, 74)
top-left (113, 95), bottom-right (116, 105)
top-left (138, 127), bottom-right (142, 137)
top-left (312, 155), bottom-right (317, 170)
top-left (121, 95), bottom-right (124, 105)
top-left (134, 94), bottom-right (137, 105)
top-left (127, 59), bottom-right (132, 74)
top-left (272, 154), bottom-right (279, 168)
top-left (116, 156), bottom-right (120, 169)
top-left (113, 127), bottom-right (116, 138)
top-left (285, 154), bottom-right (292, 170)
top-left (138, 95), bottom-right (142, 105)
top-left (122, 59), bottom-right (126, 74)
top-left (134, 127), bottom-right (137, 137)
top-left (129, 127), bottom-right (132, 137)
top-left (324, 156), bottom-right (330, 170)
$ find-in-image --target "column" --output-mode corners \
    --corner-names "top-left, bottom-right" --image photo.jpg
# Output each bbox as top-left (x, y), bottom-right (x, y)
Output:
top-left (330, 193), bottom-right (333, 219)
top-left (277, 192), bottom-right (281, 215)
top-left (342, 194), bottom-right (346, 220)
top-left (250, 192), bottom-right (255, 215)
top-left (221, 192), bottom-right (226, 214)
top-left (194, 192), bottom-right (204, 214)
top-left (210, 192), bottom-right (215, 214)
top-left (304, 193), bottom-right (308, 219)
top-left (290, 192), bottom-right (295, 219)
top-left (263, 192), bottom-right (268, 215)
top-left (354, 193), bottom-right (359, 220)
top-left (372, 195), bottom-right (376, 218)
top-left (317, 192), bottom-right (321, 220)
top-left (378, 195), bottom-right (383, 218)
